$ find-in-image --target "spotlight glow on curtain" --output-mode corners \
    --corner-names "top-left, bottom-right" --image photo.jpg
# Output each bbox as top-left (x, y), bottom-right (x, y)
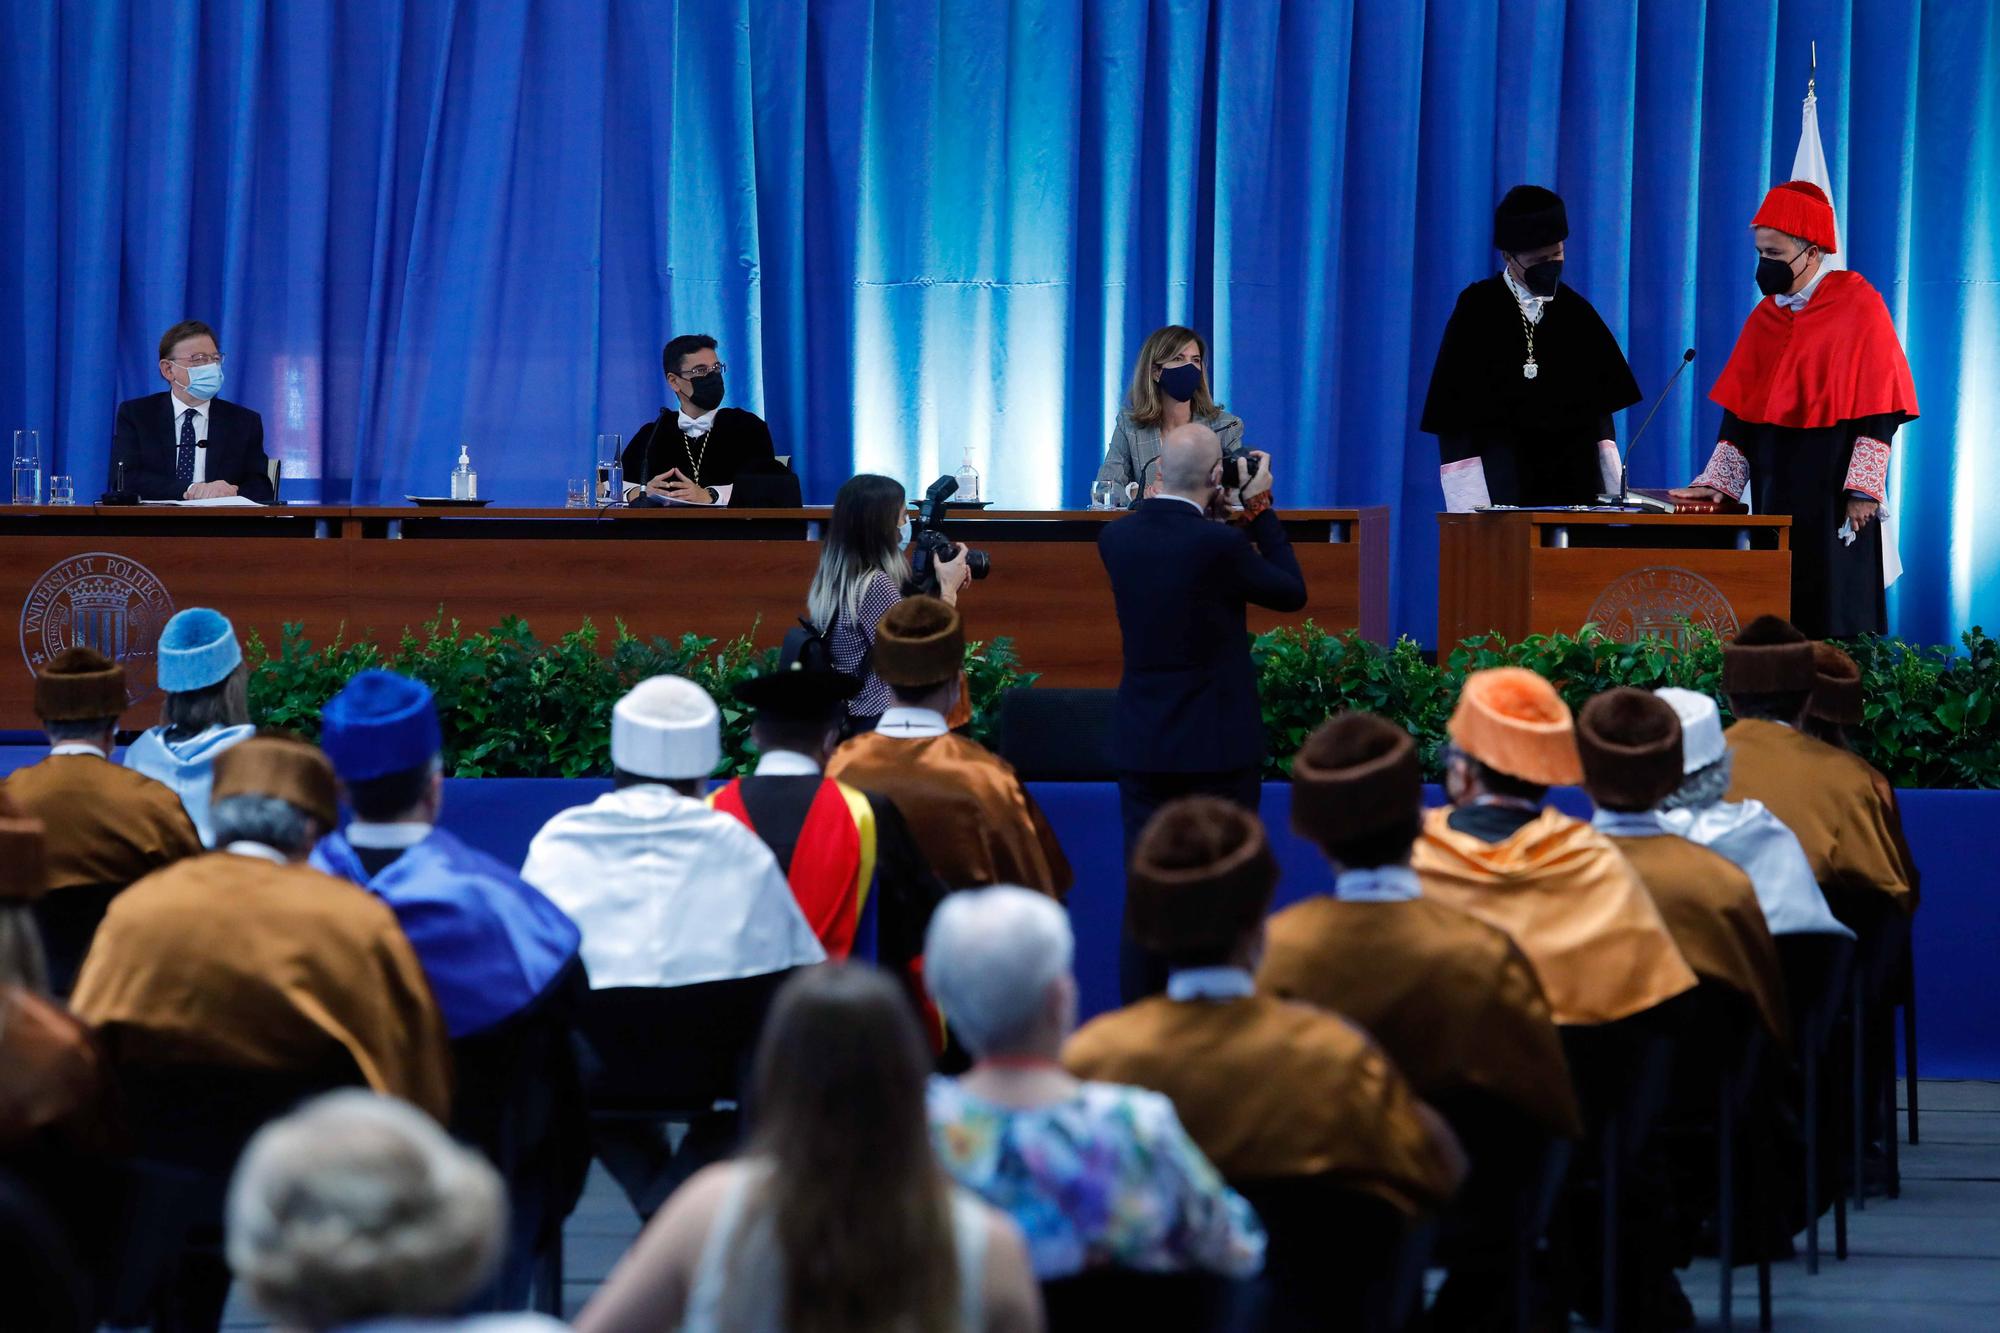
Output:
top-left (0, 0), bottom-right (1993, 644)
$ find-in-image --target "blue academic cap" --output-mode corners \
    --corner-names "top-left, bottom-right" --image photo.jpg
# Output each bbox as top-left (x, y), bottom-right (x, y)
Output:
top-left (320, 670), bottom-right (442, 781)
top-left (157, 607), bottom-right (243, 693)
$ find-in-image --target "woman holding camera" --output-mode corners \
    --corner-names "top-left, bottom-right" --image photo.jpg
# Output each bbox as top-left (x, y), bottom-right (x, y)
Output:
top-left (809, 475), bottom-right (970, 730)
top-left (1096, 325), bottom-right (1245, 505)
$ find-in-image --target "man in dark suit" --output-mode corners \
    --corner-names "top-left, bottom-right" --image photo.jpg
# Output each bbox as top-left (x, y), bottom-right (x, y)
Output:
top-left (619, 333), bottom-right (780, 506)
top-left (109, 320), bottom-right (273, 503)
top-left (1097, 422), bottom-right (1306, 999)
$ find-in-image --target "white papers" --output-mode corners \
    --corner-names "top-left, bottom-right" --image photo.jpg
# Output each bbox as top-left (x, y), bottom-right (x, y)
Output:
top-left (140, 496), bottom-right (263, 508)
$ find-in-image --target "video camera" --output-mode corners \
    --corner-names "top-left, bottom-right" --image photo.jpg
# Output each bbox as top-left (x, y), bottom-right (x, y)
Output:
top-left (905, 475), bottom-right (992, 596)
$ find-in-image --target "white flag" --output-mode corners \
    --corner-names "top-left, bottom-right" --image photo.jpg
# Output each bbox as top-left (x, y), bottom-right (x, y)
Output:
top-left (1792, 83), bottom-right (1901, 586)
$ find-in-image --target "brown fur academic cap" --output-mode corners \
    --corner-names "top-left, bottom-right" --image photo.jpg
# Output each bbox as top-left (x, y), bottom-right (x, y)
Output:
top-left (1127, 796), bottom-right (1277, 960)
top-left (1722, 615), bottom-right (1816, 695)
top-left (1808, 642), bottom-right (1864, 727)
top-left (872, 596), bottom-right (964, 690)
top-left (211, 734), bottom-right (340, 829)
top-left (1290, 712), bottom-right (1422, 847)
top-left (1577, 689), bottom-right (1686, 814)
top-left (33, 646), bottom-right (126, 722)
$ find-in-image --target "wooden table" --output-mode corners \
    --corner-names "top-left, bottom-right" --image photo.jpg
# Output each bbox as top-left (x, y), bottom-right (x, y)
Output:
top-left (2, 504), bottom-right (1388, 728)
top-left (1437, 509), bottom-right (1793, 649)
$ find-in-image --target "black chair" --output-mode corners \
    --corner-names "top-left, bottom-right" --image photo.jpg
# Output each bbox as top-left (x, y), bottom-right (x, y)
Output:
top-left (570, 972), bottom-right (794, 1218)
top-left (1040, 1268), bottom-right (1257, 1333)
top-left (0, 1168), bottom-right (93, 1333)
top-left (1231, 1176), bottom-right (1436, 1333)
top-left (1557, 995), bottom-right (1689, 1333)
top-left (1816, 888), bottom-right (1908, 1215)
top-left (30, 883), bottom-right (124, 997)
top-left (994, 688), bottom-right (1120, 781)
top-left (450, 956), bottom-right (592, 1316)
top-left (1426, 1090), bottom-right (1573, 1333)
top-left (1773, 931), bottom-right (1856, 1276)
top-left (98, 1055), bottom-right (363, 1331)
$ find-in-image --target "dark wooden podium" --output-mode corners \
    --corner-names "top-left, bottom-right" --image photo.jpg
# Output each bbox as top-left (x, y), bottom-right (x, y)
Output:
top-left (1438, 510), bottom-right (1792, 648)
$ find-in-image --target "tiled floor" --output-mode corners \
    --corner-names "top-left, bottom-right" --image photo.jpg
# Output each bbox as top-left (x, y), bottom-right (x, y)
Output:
top-left (221, 1080), bottom-right (2000, 1330)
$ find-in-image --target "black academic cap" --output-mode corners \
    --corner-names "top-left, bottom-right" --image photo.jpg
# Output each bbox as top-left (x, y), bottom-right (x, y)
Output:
top-left (1494, 185), bottom-right (1569, 252)
top-left (733, 664), bottom-right (862, 718)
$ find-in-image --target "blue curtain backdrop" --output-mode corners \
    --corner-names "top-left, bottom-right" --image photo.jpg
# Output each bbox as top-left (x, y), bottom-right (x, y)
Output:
top-left (2, 0), bottom-right (1994, 645)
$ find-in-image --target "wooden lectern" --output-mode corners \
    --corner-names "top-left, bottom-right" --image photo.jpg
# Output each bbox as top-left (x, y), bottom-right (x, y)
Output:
top-left (1438, 510), bottom-right (1792, 649)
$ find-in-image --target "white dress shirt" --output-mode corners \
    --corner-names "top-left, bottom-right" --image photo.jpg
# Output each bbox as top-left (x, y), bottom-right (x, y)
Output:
top-left (1332, 865), bottom-right (1423, 903)
top-left (1166, 966), bottom-right (1258, 1002)
top-left (344, 821), bottom-right (434, 850)
top-left (1502, 266), bottom-right (1551, 325)
top-left (752, 750), bottom-right (824, 777)
top-left (224, 841), bottom-right (291, 866)
top-left (49, 742), bottom-right (108, 758)
top-left (169, 393), bottom-right (213, 486)
top-left (1773, 261), bottom-right (1832, 313)
top-left (520, 784), bottom-right (824, 989)
top-left (876, 706), bottom-right (950, 739)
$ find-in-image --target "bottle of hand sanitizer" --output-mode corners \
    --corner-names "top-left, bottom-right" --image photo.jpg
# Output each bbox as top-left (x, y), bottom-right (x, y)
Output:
top-left (451, 445), bottom-right (477, 500)
top-left (955, 447), bottom-right (981, 503)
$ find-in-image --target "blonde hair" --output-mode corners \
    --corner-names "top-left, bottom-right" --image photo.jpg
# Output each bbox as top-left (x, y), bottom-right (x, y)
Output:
top-left (1124, 324), bottom-right (1222, 427)
top-left (808, 474), bottom-right (911, 631)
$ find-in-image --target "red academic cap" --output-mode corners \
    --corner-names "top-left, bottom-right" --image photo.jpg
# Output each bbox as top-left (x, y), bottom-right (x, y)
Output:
top-left (1751, 180), bottom-right (1838, 254)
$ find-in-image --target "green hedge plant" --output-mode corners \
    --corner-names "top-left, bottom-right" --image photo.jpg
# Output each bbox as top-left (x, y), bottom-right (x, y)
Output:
top-left (244, 612), bottom-right (1037, 780)
top-left (1251, 621), bottom-right (1999, 789)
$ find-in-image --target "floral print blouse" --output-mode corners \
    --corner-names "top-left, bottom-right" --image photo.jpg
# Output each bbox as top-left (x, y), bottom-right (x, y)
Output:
top-left (927, 1076), bottom-right (1266, 1280)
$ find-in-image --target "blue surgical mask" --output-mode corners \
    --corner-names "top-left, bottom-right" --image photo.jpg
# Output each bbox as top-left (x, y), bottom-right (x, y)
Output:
top-left (183, 362), bottom-right (224, 401)
top-left (897, 521), bottom-right (911, 549)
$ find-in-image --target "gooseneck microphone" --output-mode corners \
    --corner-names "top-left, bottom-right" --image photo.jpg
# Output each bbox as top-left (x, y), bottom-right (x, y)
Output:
top-left (1609, 347), bottom-right (1696, 506)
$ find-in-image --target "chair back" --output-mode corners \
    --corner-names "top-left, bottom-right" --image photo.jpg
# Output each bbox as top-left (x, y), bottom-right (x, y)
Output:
top-left (100, 1055), bottom-right (363, 1325)
top-left (1231, 1176), bottom-right (1432, 1333)
top-left (995, 688), bottom-right (1119, 780)
top-left (1039, 1268), bottom-right (1255, 1333)
top-left (0, 1170), bottom-right (92, 1333)
top-left (1774, 934), bottom-right (1856, 1058)
top-left (30, 883), bottom-right (124, 998)
top-left (1559, 993), bottom-right (1691, 1165)
top-left (576, 971), bottom-right (793, 1115)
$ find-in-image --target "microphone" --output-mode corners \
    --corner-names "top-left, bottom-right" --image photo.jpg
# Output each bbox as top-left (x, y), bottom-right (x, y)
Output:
top-left (1607, 348), bottom-right (1696, 507)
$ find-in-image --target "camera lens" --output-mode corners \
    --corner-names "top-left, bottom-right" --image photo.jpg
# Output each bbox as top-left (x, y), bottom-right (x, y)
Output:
top-left (966, 549), bottom-right (992, 580)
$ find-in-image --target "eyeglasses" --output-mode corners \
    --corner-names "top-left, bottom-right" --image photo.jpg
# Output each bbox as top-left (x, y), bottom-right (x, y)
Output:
top-left (675, 362), bottom-right (725, 381)
top-left (168, 353), bottom-right (224, 367)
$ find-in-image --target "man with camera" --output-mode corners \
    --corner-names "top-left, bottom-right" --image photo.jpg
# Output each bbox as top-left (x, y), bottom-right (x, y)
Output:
top-left (1098, 423), bottom-right (1305, 1000)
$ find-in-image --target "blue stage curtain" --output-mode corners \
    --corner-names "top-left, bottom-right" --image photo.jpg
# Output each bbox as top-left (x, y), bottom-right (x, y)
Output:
top-left (1, 1), bottom-right (1993, 643)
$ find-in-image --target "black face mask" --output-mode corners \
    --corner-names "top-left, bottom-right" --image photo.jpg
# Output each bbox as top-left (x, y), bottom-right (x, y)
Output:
top-left (1156, 362), bottom-right (1204, 403)
top-left (1755, 250), bottom-right (1807, 298)
top-left (685, 370), bottom-right (726, 411)
top-left (1518, 258), bottom-right (1562, 298)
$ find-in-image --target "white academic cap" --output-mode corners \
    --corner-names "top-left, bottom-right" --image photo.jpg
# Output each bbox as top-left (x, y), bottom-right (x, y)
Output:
top-left (611, 675), bottom-right (721, 779)
top-left (1653, 687), bottom-right (1726, 774)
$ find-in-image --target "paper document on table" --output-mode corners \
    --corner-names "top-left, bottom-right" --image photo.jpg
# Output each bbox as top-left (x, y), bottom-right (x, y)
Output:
top-left (140, 496), bottom-right (264, 507)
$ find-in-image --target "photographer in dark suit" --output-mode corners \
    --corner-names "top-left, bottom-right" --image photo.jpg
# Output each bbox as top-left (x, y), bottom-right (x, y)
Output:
top-left (109, 320), bottom-right (273, 503)
top-left (1097, 422), bottom-right (1306, 999)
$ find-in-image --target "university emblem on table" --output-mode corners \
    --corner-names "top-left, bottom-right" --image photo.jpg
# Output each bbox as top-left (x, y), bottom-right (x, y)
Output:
top-left (19, 553), bottom-right (176, 704)
top-left (1585, 566), bottom-right (1738, 648)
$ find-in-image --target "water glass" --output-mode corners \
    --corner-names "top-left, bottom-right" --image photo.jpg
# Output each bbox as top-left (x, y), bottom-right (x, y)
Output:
top-left (48, 474), bottom-right (75, 506)
top-left (565, 478), bottom-right (588, 509)
top-left (596, 433), bottom-right (624, 507)
top-left (1090, 480), bottom-right (1120, 511)
top-left (12, 429), bottom-right (41, 505)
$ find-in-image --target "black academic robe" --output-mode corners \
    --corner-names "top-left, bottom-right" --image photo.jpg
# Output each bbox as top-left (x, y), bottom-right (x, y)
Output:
top-left (620, 407), bottom-right (778, 495)
top-left (1721, 410), bottom-right (1901, 638)
top-left (1421, 277), bottom-right (1642, 505)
